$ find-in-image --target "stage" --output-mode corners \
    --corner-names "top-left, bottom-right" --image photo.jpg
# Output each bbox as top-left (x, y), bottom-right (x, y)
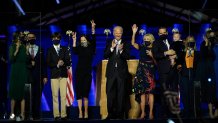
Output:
top-left (0, 118), bottom-right (218, 123)
top-left (0, 106), bottom-right (218, 123)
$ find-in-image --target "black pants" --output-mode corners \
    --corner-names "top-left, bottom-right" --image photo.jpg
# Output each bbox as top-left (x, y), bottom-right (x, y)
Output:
top-left (180, 76), bottom-right (194, 118)
top-left (31, 80), bottom-right (43, 119)
top-left (106, 69), bottom-right (126, 119)
top-left (158, 67), bottom-right (179, 118)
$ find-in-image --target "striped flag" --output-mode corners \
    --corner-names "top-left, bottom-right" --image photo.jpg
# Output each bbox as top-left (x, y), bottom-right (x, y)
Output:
top-left (66, 66), bottom-right (74, 106)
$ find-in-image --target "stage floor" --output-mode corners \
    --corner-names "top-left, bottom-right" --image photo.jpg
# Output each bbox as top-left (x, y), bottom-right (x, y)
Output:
top-left (1, 106), bottom-right (218, 122)
top-left (0, 118), bottom-right (218, 123)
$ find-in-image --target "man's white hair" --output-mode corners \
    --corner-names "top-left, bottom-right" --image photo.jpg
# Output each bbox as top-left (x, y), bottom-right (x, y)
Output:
top-left (113, 26), bottom-right (123, 33)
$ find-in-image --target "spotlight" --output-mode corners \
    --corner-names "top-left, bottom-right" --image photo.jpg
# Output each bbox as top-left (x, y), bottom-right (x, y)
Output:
top-left (167, 119), bottom-right (175, 123)
top-left (12, 0), bottom-right (26, 15)
top-left (56, 0), bottom-right (60, 4)
top-left (208, 78), bottom-right (211, 82)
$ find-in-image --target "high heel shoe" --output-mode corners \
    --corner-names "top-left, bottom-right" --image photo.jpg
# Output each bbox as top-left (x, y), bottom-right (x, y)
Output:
top-left (84, 112), bottom-right (88, 119)
top-left (149, 114), bottom-right (154, 120)
top-left (79, 113), bottom-right (83, 119)
top-left (9, 113), bottom-right (15, 120)
top-left (139, 113), bottom-right (146, 120)
top-left (16, 115), bottom-right (24, 121)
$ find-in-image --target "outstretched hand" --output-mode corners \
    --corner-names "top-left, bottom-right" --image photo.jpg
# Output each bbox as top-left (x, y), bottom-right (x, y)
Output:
top-left (132, 24), bottom-right (138, 34)
top-left (72, 32), bottom-right (77, 42)
top-left (111, 40), bottom-right (116, 49)
top-left (91, 20), bottom-right (96, 28)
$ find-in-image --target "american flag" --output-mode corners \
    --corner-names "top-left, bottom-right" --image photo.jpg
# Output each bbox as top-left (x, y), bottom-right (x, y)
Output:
top-left (66, 65), bottom-right (74, 106)
top-left (66, 31), bottom-right (74, 106)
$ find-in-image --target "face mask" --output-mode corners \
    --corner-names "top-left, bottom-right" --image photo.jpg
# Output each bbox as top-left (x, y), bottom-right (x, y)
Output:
top-left (29, 39), bottom-right (36, 45)
top-left (143, 41), bottom-right (151, 46)
top-left (187, 42), bottom-right (195, 48)
top-left (20, 37), bottom-right (26, 45)
top-left (159, 34), bottom-right (167, 40)
top-left (208, 37), bottom-right (215, 43)
top-left (53, 40), bottom-right (60, 45)
top-left (173, 39), bottom-right (181, 42)
top-left (81, 41), bottom-right (88, 47)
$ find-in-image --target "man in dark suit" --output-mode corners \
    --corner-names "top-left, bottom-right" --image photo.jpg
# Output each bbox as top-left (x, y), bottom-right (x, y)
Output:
top-left (26, 33), bottom-right (47, 120)
top-left (152, 27), bottom-right (177, 118)
top-left (104, 26), bottom-right (130, 119)
top-left (46, 32), bottom-right (71, 120)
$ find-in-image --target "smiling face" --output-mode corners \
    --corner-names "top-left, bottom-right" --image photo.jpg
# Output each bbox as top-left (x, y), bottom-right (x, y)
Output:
top-left (113, 26), bottom-right (123, 41)
top-left (173, 33), bottom-right (181, 42)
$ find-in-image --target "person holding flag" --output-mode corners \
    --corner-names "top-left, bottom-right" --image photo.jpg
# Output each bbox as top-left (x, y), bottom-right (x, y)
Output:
top-left (72, 20), bottom-right (96, 119)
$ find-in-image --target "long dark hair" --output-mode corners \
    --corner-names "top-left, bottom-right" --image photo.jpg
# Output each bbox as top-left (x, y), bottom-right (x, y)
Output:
top-left (12, 31), bottom-right (21, 43)
top-left (79, 34), bottom-right (91, 45)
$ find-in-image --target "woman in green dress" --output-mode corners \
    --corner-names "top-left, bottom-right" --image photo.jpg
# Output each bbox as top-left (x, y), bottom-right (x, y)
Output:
top-left (8, 32), bottom-right (28, 121)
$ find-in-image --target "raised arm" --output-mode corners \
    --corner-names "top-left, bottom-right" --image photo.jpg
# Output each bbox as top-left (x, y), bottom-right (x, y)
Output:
top-left (72, 32), bottom-right (77, 48)
top-left (72, 32), bottom-right (79, 54)
top-left (131, 24), bottom-right (139, 50)
top-left (90, 20), bottom-right (96, 53)
top-left (91, 19), bottom-right (96, 35)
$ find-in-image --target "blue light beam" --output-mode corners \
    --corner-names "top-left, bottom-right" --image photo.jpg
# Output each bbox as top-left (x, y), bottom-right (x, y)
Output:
top-left (12, 0), bottom-right (26, 15)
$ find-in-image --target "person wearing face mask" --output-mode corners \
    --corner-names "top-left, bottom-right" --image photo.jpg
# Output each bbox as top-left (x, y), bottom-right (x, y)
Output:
top-left (131, 24), bottom-right (156, 120)
top-left (72, 20), bottom-right (96, 119)
top-left (104, 25), bottom-right (130, 119)
top-left (46, 32), bottom-right (71, 121)
top-left (25, 33), bottom-right (47, 120)
top-left (8, 31), bottom-right (29, 121)
top-left (198, 30), bottom-right (217, 118)
top-left (152, 26), bottom-right (177, 118)
top-left (179, 36), bottom-right (200, 118)
top-left (152, 26), bottom-right (184, 119)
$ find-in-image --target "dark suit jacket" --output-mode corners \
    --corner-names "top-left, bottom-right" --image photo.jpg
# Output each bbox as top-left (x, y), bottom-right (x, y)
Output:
top-left (104, 39), bottom-right (130, 79)
top-left (46, 45), bottom-right (71, 79)
top-left (171, 41), bottom-right (185, 66)
top-left (27, 46), bottom-right (47, 84)
top-left (152, 39), bottom-right (171, 74)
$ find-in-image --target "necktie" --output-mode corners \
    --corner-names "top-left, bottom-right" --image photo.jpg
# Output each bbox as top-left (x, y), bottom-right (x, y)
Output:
top-left (57, 47), bottom-right (60, 55)
top-left (115, 41), bottom-right (119, 54)
top-left (31, 47), bottom-right (34, 59)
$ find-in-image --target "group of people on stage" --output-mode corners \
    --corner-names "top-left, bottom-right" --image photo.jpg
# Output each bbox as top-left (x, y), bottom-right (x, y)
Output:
top-left (1, 19), bottom-right (218, 121)
top-left (4, 20), bottom-right (96, 121)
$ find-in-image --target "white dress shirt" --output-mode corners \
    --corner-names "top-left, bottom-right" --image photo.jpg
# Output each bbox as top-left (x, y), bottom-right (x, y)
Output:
top-left (29, 44), bottom-right (39, 58)
top-left (163, 39), bottom-right (170, 50)
top-left (53, 44), bottom-right (60, 55)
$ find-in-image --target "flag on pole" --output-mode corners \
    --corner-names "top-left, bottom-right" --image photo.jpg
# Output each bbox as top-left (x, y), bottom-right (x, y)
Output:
top-left (66, 66), bottom-right (74, 106)
top-left (66, 30), bottom-right (74, 107)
